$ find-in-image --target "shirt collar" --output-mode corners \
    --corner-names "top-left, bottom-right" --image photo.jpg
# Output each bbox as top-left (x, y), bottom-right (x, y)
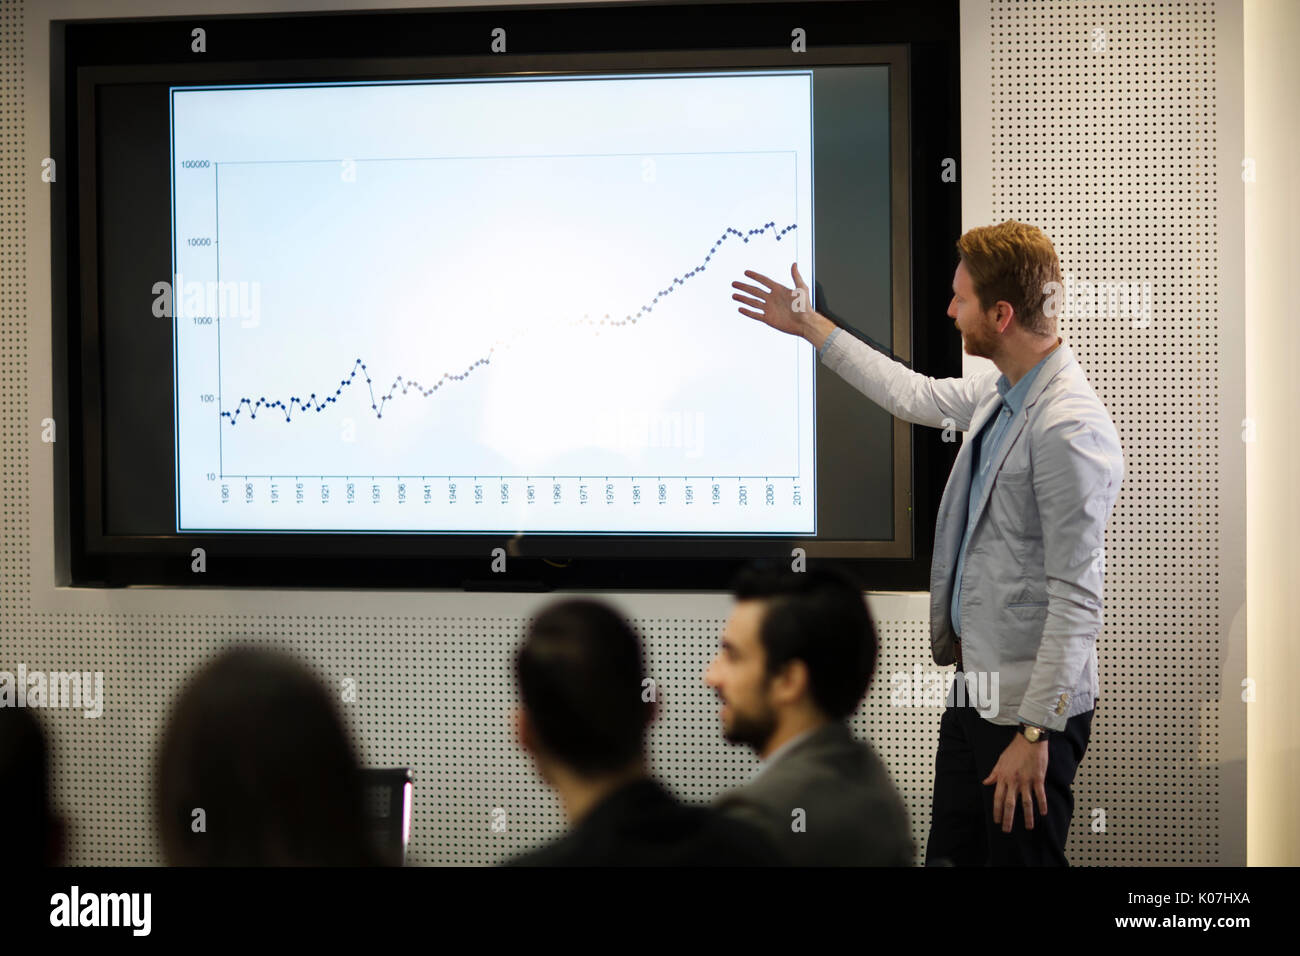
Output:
top-left (751, 726), bottom-right (818, 781)
top-left (994, 340), bottom-right (1060, 415)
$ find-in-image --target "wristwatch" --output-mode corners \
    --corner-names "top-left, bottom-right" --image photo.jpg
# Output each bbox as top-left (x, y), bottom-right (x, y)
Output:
top-left (1019, 722), bottom-right (1050, 743)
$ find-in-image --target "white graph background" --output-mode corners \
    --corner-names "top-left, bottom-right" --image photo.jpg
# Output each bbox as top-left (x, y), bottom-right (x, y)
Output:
top-left (171, 76), bottom-right (816, 532)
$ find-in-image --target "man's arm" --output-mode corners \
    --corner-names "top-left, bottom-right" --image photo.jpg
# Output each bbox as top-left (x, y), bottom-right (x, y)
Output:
top-left (1018, 405), bottom-right (1125, 730)
top-left (732, 265), bottom-right (993, 430)
top-left (812, 320), bottom-right (997, 431)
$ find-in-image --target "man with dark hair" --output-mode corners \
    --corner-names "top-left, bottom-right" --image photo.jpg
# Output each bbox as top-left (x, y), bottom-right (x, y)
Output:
top-left (705, 565), bottom-right (914, 865)
top-left (156, 647), bottom-right (380, 866)
top-left (0, 706), bottom-right (64, 865)
top-left (731, 220), bottom-right (1124, 865)
top-left (508, 598), bottom-right (785, 866)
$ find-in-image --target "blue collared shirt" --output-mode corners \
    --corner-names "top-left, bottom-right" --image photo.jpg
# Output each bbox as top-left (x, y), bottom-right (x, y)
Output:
top-left (950, 349), bottom-right (1056, 637)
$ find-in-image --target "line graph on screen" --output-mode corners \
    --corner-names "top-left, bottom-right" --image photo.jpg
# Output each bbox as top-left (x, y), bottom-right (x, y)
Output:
top-left (171, 77), bottom-right (816, 533)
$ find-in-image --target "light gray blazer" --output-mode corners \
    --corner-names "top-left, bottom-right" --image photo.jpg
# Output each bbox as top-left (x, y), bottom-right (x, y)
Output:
top-left (819, 331), bottom-right (1124, 730)
top-left (715, 722), bottom-right (914, 866)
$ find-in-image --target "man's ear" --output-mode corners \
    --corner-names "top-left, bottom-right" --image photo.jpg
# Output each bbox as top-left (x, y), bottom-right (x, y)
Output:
top-left (994, 301), bottom-right (1016, 334)
top-left (770, 658), bottom-right (812, 707)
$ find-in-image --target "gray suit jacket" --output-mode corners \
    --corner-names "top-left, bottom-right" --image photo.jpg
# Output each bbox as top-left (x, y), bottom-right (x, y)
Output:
top-left (715, 722), bottom-right (914, 866)
top-left (819, 332), bottom-right (1124, 730)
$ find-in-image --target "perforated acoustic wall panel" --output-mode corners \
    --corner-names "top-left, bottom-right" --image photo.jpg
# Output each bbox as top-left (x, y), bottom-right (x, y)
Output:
top-left (4, 0), bottom-right (1244, 866)
top-left (965, 0), bottom-right (1246, 863)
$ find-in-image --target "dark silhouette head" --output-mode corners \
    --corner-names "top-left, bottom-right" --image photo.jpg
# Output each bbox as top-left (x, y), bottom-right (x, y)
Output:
top-left (156, 646), bottom-right (377, 866)
top-left (515, 599), bottom-right (652, 777)
top-left (0, 706), bottom-right (63, 865)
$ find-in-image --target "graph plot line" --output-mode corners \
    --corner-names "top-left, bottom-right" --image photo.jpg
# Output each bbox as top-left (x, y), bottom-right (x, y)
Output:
top-left (218, 220), bottom-right (797, 425)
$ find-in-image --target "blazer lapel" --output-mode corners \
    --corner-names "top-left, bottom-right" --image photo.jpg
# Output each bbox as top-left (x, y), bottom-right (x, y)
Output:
top-left (965, 393), bottom-right (1003, 442)
top-left (933, 393), bottom-right (1000, 576)
top-left (963, 343), bottom-right (1076, 536)
top-left (964, 411), bottom-right (1028, 535)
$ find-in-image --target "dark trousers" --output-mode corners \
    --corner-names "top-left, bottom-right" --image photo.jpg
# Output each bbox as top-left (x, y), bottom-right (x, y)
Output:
top-left (925, 687), bottom-right (1094, 866)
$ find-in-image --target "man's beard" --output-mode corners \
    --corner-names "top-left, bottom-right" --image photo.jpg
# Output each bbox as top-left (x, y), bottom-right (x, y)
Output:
top-left (723, 699), bottom-right (778, 752)
top-left (961, 320), bottom-right (998, 359)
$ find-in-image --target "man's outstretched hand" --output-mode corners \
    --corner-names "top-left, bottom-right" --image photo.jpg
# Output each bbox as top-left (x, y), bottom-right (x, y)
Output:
top-left (732, 263), bottom-right (816, 338)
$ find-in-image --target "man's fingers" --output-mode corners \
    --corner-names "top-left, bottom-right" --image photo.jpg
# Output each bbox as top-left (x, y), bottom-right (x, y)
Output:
top-left (742, 270), bottom-right (780, 293)
top-left (1036, 783), bottom-right (1049, 816)
top-left (732, 292), bottom-right (764, 310)
top-left (737, 307), bottom-right (763, 321)
top-left (731, 280), bottom-right (771, 299)
top-left (1021, 784), bottom-right (1035, 830)
top-left (990, 780), bottom-right (1004, 825)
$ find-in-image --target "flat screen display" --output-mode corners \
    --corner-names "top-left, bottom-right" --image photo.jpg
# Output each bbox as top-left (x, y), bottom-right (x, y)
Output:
top-left (169, 72), bottom-right (817, 535)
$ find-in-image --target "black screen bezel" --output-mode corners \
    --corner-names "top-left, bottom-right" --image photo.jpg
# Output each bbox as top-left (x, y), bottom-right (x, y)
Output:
top-left (51, 0), bottom-right (962, 590)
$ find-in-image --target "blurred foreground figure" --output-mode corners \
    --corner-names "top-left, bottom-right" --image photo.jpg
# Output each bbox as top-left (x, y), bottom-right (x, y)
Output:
top-left (0, 705), bottom-right (64, 865)
top-left (157, 647), bottom-right (378, 866)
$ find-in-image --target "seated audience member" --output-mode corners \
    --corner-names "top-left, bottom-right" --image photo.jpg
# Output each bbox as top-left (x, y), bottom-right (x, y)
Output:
top-left (706, 565), bottom-right (914, 865)
top-left (156, 646), bottom-right (380, 866)
top-left (508, 598), bottom-right (786, 866)
top-left (0, 706), bottom-right (64, 865)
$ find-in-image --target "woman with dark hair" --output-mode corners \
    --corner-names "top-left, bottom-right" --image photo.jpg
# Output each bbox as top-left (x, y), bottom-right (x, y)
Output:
top-left (156, 647), bottom-right (378, 866)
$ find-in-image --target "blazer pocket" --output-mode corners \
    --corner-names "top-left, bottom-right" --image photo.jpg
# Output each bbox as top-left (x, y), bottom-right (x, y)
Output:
top-left (988, 467), bottom-right (1033, 539)
top-left (1006, 600), bottom-right (1050, 630)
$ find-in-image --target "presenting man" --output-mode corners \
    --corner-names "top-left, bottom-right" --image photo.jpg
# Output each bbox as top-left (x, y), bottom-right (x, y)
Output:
top-left (730, 220), bottom-right (1123, 865)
